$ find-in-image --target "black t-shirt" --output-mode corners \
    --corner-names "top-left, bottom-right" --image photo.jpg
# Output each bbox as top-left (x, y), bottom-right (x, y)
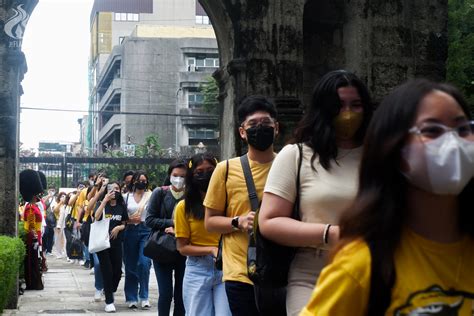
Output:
top-left (97, 203), bottom-right (129, 245)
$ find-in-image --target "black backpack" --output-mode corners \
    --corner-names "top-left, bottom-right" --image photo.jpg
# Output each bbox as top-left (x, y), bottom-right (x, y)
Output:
top-left (247, 143), bottom-right (303, 287)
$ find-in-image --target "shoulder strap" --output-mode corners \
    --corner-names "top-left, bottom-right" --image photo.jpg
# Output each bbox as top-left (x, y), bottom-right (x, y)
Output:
top-left (224, 159), bottom-right (229, 216)
top-left (367, 240), bottom-right (395, 316)
top-left (240, 154), bottom-right (259, 212)
top-left (292, 143), bottom-right (304, 220)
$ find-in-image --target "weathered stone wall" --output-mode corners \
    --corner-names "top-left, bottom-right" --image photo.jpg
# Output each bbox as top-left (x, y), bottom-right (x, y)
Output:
top-left (200, 0), bottom-right (448, 158)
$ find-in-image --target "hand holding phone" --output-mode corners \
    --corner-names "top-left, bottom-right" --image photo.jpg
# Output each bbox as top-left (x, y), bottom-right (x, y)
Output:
top-left (106, 184), bottom-right (113, 192)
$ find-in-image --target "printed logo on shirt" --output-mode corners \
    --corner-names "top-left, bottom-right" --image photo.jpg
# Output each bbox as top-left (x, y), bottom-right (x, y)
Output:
top-left (105, 214), bottom-right (123, 221)
top-left (394, 285), bottom-right (474, 315)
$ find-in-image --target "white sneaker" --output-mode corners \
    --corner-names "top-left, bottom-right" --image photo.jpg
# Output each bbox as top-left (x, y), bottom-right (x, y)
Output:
top-left (94, 289), bottom-right (103, 302)
top-left (141, 300), bottom-right (151, 309)
top-left (128, 301), bottom-right (138, 309)
top-left (78, 260), bottom-right (85, 265)
top-left (105, 303), bottom-right (116, 313)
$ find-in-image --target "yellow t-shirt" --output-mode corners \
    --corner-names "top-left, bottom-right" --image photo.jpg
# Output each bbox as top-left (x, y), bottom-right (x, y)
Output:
top-left (203, 155), bottom-right (274, 285)
top-left (174, 200), bottom-right (220, 247)
top-left (300, 228), bottom-right (474, 316)
top-left (72, 189), bottom-right (87, 220)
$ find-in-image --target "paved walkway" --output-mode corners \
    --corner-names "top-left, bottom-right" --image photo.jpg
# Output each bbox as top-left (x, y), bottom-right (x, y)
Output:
top-left (3, 256), bottom-right (160, 315)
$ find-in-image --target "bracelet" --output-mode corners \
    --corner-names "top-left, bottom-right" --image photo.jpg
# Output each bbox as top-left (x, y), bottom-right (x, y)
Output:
top-left (323, 224), bottom-right (332, 245)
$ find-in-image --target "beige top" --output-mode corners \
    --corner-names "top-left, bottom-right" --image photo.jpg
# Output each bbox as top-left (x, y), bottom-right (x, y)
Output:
top-left (264, 143), bottom-right (361, 227)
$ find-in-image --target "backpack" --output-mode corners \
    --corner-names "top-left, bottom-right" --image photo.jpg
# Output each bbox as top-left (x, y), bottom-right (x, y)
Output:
top-left (247, 143), bottom-right (303, 288)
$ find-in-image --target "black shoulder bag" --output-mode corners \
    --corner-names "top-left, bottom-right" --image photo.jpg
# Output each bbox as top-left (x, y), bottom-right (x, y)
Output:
top-left (247, 144), bottom-right (303, 288)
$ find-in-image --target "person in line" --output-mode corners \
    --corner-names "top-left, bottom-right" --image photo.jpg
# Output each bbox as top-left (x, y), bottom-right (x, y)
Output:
top-left (53, 192), bottom-right (68, 259)
top-left (145, 159), bottom-right (187, 316)
top-left (176, 153), bottom-right (231, 316)
top-left (258, 70), bottom-right (374, 315)
top-left (87, 174), bottom-right (108, 302)
top-left (123, 171), bottom-right (152, 309)
top-left (20, 169), bottom-right (46, 290)
top-left (205, 95), bottom-right (279, 316)
top-left (300, 79), bottom-right (474, 315)
top-left (122, 170), bottom-right (135, 194)
top-left (93, 181), bottom-right (129, 313)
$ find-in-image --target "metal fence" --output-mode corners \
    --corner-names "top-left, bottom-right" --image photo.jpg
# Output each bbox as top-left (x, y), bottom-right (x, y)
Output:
top-left (19, 156), bottom-right (175, 188)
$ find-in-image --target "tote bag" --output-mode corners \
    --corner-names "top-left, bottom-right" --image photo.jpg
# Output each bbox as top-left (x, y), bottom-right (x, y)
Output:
top-left (88, 217), bottom-right (111, 253)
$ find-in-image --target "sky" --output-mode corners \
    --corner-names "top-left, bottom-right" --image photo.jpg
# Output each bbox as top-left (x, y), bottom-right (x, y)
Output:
top-left (20, 0), bottom-right (94, 149)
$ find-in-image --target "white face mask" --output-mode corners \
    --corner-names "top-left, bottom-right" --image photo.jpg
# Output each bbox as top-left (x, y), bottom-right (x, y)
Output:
top-left (402, 132), bottom-right (474, 195)
top-left (170, 176), bottom-right (185, 190)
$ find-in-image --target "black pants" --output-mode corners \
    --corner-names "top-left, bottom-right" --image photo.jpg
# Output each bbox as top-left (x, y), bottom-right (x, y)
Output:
top-left (254, 285), bottom-right (287, 316)
top-left (97, 244), bottom-right (123, 304)
top-left (43, 225), bottom-right (55, 253)
top-left (225, 281), bottom-right (259, 316)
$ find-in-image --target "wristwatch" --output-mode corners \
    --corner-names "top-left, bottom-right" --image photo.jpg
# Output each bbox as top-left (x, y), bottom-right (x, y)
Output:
top-left (231, 216), bottom-right (240, 231)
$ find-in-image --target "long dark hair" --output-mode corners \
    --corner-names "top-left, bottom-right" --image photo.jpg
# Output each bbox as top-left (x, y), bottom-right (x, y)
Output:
top-left (184, 153), bottom-right (217, 220)
top-left (131, 170), bottom-right (149, 192)
top-left (336, 79), bottom-right (474, 276)
top-left (291, 70), bottom-right (373, 170)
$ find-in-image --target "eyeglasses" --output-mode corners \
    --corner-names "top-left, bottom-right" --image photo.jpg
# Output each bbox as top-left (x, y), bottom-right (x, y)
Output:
top-left (242, 117), bottom-right (275, 129)
top-left (409, 121), bottom-right (474, 141)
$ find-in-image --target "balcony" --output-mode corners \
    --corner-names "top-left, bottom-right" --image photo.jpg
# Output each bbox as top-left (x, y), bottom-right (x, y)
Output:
top-left (98, 78), bottom-right (122, 111)
top-left (179, 70), bottom-right (214, 89)
top-left (179, 108), bottom-right (218, 126)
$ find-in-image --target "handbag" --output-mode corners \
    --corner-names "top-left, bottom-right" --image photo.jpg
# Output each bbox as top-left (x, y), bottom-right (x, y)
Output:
top-left (143, 230), bottom-right (180, 263)
top-left (143, 188), bottom-right (180, 263)
top-left (88, 217), bottom-right (111, 253)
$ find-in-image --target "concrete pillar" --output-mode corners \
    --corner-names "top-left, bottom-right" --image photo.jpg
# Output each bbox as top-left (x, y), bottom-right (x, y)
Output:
top-left (0, 0), bottom-right (38, 308)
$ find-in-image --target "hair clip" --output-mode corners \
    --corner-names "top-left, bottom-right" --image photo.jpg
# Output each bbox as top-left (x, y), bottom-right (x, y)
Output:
top-left (214, 158), bottom-right (218, 164)
top-left (188, 160), bottom-right (193, 169)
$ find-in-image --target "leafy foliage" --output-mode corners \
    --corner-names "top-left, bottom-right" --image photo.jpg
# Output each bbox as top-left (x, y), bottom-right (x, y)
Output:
top-left (101, 134), bottom-right (169, 186)
top-left (199, 76), bottom-right (219, 114)
top-left (447, 0), bottom-right (474, 114)
top-left (0, 236), bottom-right (25, 313)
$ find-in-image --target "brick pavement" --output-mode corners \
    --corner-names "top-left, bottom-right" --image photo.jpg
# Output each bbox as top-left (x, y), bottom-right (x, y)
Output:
top-left (3, 255), bottom-right (160, 315)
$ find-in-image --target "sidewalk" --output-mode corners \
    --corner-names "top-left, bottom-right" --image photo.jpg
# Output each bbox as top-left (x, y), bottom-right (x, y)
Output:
top-left (3, 256), bottom-right (159, 315)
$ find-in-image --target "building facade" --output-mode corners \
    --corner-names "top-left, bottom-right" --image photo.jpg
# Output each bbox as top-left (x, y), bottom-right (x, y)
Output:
top-left (88, 0), bottom-right (218, 155)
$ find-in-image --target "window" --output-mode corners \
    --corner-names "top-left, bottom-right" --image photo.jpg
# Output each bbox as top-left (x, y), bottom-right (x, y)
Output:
top-left (115, 12), bottom-right (139, 22)
top-left (119, 36), bottom-right (125, 44)
top-left (188, 93), bottom-right (204, 108)
top-left (187, 56), bottom-right (219, 70)
top-left (188, 128), bottom-right (215, 139)
top-left (195, 15), bottom-right (210, 25)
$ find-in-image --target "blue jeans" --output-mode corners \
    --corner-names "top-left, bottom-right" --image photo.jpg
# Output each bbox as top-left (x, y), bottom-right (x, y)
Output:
top-left (83, 244), bottom-right (90, 264)
top-left (183, 255), bottom-right (231, 316)
top-left (123, 223), bottom-right (151, 302)
top-left (93, 253), bottom-right (104, 291)
top-left (153, 256), bottom-right (186, 316)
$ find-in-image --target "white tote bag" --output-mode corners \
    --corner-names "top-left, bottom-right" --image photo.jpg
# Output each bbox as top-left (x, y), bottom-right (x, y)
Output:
top-left (88, 217), bottom-right (111, 253)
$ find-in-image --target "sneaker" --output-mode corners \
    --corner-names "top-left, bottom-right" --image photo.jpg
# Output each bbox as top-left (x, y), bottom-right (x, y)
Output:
top-left (79, 260), bottom-right (85, 265)
top-left (89, 269), bottom-right (95, 275)
top-left (141, 300), bottom-right (151, 309)
top-left (128, 301), bottom-right (138, 309)
top-left (105, 303), bottom-right (116, 313)
top-left (94, 289), bottom-right (103, 302)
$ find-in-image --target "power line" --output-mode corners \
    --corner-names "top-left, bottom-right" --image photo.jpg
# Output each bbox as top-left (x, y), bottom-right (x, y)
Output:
top-left (20, 106), bottom-right (219, 118)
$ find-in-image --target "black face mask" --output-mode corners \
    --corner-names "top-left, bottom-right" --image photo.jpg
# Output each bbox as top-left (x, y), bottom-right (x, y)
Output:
top-left (135, 181), bottom-right (147, 190)
top-left (245, 125), bottom-right (275, 151)
top-left (113, 191), bottom-right (121, 200)
top-left (192, 171), bottom-right (213, 192)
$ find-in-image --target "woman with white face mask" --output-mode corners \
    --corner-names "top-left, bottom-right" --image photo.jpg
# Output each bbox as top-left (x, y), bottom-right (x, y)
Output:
top-left (145, 159), bottom-right (187, 316)
top-left (300, 79), bottom-right (474, 316)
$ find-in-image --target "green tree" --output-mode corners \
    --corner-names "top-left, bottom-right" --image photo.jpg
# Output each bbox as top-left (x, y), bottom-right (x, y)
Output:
top-left (199, 76), bottom-right (219, 114)
top-left (447, 0), bottom-right (474, 113)
top-left (135, 134), bottom-right (161, 157)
